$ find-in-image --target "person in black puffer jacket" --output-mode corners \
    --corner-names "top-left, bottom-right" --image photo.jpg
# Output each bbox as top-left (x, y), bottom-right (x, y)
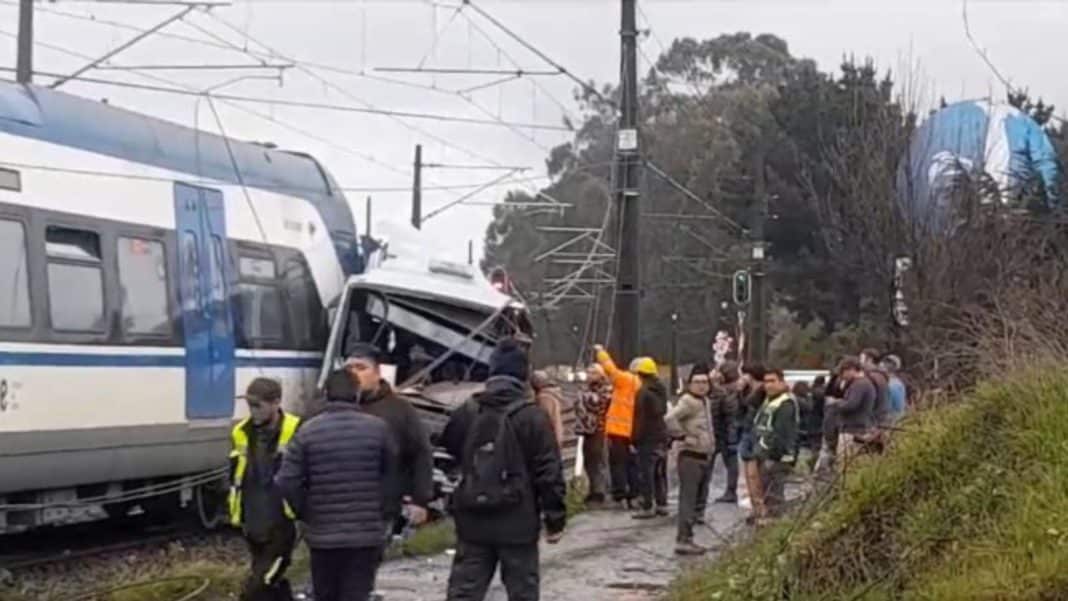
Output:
top-left (442, 339), bottom-right (566, 601)
top-left (275, 370), bottom-right (396, 601)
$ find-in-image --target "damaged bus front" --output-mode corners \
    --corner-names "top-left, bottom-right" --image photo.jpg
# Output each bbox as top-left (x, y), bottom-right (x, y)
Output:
top-left (316, 254), bottom-right (532, 511)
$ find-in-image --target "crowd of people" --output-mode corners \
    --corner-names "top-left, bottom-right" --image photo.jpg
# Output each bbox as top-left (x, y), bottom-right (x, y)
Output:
top-left (225, 336), bottom-right (909, 600)
top-left (573, 345), bottom-right (910, 554)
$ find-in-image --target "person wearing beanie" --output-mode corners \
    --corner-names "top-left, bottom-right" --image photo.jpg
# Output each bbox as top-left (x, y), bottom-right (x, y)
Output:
top-left (487, 338), bottom-right (531, 381)
top-left (344, 343), bottom-right (434, 547)
top-left (664, 365), bottom-right (715, 555)
top-left (441, 339), bottom-right (567, 601)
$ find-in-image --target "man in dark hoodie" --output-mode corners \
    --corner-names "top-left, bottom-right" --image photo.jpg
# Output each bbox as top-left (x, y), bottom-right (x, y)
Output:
top-left (441, 339), bottom-right (567, 601)
top-left (275, 371), bottom-right (396, 601)
top-left (630, 356), bottom-right (669, 520)
top-left (344, 343), bottom-right (434, 535)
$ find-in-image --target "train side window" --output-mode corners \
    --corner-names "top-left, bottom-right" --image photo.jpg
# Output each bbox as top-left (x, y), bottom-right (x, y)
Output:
top-left (238, 282), bottom-right (285, 343)
top-left (0, 219), bottom-right (31, 328)
top-left (283, 258), bottom-right (325, 349)
top-left (180, 231), bottom-right (202, 313)
top-left (46, 226), bottom-right (105, 332)
top-left (117, 236), bottom-right (170, 336)
top-left (237, 252), bottom-right (284, 345)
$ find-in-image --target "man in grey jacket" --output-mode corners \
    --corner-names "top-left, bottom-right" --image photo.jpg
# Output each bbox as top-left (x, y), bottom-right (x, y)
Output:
top-left (275, 370), bottom-right (396, 601)
top-left (664, 365), bottom-right (715, 555)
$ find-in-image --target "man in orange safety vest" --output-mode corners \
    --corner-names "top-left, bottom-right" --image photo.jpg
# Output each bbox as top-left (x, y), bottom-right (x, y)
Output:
top-left (594, 344), bottom-right (641, 509)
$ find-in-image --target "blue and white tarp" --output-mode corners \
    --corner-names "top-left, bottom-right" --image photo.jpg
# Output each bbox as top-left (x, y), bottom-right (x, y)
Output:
top-left (898, 99), bottom-right (1061, 227)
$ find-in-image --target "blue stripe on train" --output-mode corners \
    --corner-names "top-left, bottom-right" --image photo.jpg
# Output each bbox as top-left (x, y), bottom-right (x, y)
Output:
top-left (0, 351), bottom-right (321, 369)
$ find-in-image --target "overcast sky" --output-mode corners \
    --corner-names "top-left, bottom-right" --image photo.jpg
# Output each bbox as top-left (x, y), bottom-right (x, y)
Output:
top-left (1, 0), bottom-right (1064, 262)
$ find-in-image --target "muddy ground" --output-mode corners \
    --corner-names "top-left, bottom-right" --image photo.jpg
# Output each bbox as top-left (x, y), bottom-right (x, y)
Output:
top-left (370, 464), bottom-right (753, 601)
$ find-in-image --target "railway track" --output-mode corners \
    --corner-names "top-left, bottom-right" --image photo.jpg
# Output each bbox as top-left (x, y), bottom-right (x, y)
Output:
top-left (0, 521), bottom-right (234, 574)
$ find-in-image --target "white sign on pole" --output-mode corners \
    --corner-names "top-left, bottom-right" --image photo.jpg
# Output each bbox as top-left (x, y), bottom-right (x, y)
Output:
top-left (617, 129), bottom-right (638, 152)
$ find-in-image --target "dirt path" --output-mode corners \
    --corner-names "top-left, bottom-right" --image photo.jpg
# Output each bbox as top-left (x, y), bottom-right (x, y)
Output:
top-left (373, 466), bottom-right (751, 601)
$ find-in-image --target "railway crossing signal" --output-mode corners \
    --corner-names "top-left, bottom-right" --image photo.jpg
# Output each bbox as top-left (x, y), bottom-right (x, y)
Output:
top-left (733, 270), bottom-right (751, 305)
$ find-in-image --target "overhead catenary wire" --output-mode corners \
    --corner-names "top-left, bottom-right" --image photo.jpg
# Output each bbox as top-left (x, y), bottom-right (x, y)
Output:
top-left (0, 29), bottom-right (410, 177)
top-left (0, 158), bottom-right (613, 194)
top-left (462, 0), bottom-right (615, 111)
top-left (10, 68), bottom-right (574, 131)
top-left (203, 10), bottom-right (581, 212)
top-left (200, 9), bottom-right (565, 210)
top-left (202, 11), bottom-right (533, 166)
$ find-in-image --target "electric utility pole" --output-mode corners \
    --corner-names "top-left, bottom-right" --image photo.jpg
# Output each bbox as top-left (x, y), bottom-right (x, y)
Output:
top-left (16, 0), bottom-right (33, 84)
top-left (610, 0), bottom-right (642, 364)
top-left (411, 144), bottom-right (423, 229)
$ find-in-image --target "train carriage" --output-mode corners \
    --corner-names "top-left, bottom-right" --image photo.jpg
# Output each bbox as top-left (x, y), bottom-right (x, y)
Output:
top-left (0, 81), bottom-right (360, 532)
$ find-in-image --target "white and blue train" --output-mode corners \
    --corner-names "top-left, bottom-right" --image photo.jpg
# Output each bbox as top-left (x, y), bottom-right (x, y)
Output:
top-left (0, 81), bottom-right (362, 531)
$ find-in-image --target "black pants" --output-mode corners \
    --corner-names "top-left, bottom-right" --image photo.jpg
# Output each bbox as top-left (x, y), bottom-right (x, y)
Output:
top-left (241, 523), bottom-right (296, 601)
top-left (446, 540), bottom-right (539, 601)
top-left (309, 546), bottom-right (381, 601)
top-left (582, 431), bottom-right (608, 502)
top-left (676, 453), bottom-right (711, 543)
top-left (700, 444), bottom-right (739, 513)
top-left (637, 442), bottom-right (668, 511)
top-left (608, 435), bottom-right (639, 502)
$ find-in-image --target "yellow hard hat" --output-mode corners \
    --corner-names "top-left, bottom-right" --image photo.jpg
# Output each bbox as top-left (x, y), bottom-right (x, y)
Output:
top-left (629, 356), bottom-right (658, 376)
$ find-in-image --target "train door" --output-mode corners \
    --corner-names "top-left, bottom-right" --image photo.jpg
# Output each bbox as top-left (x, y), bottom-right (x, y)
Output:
top-left (174, 183), bottom-right (236, 420)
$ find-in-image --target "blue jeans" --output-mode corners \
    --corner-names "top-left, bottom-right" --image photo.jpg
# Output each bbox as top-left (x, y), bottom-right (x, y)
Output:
top-left (738, 430), bottom-right (757, 462)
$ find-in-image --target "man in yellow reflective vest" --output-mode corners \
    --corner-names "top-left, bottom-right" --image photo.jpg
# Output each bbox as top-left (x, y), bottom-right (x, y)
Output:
top-left (750, 368), bottom-right (800, 524)
top-left (230, 378), bottom-right (301, 601)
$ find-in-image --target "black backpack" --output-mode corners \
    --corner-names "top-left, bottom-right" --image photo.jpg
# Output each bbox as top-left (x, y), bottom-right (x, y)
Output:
top-left (453, 399), bottom-right (530, 513)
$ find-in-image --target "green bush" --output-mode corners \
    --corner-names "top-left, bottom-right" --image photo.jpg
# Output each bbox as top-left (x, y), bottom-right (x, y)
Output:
top-left (670, 367), bottom-right (1068, 601)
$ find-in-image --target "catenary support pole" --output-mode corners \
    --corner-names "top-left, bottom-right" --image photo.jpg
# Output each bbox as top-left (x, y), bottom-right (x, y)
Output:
top-left (610, 0), bottom-right (642, 365)
top-left (412, 144), bottom-right (423, 230)
top-left (16, 0), bottom-right (33, 84)
top-left (749, 151), bottom-right (768, 364)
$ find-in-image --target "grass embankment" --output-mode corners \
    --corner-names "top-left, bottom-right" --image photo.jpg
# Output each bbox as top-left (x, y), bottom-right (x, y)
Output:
top-left (671, 367), bottom-right (1068, 601)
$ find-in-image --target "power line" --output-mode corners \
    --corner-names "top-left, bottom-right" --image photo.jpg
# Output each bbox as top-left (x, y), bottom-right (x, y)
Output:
top-left (199, 10), bottom-right (577, 209)
top-left (0, 29), bottom-right (409, 177)
top-left (50, 5), bottom-right (194, 89)
top-left (459, 8), bottom-right (578, 123)
top-left (5, 65), bottom-right (573, 130)
top-left (202, 10), bottom-right (533, 170)
top-left (457, 0), bottom-right (614, 110)
top-left (0, 0), bottom-right (268, 58)
top-left (0, 157), bottom-right (578, 197)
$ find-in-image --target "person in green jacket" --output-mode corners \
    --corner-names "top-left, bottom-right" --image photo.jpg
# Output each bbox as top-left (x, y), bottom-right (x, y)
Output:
top-left (752, 368), bottom-right (800, 521)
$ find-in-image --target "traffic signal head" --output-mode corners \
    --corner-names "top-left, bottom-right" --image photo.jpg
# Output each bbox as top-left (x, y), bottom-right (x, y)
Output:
top-left (733, 270), bottom-right (751, 305)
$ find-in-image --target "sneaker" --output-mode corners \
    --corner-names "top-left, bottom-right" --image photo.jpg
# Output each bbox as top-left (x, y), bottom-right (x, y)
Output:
top-left (655, 506), bottom-right (670, 517)
top-left (715, 493), bottom-right (738, 504)
top-left (631, 508), bottom-right (658, 520)
top-left (674, 541), bottom-right (707, 556)
top-left (695, 516), bottom-right (706, 525)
